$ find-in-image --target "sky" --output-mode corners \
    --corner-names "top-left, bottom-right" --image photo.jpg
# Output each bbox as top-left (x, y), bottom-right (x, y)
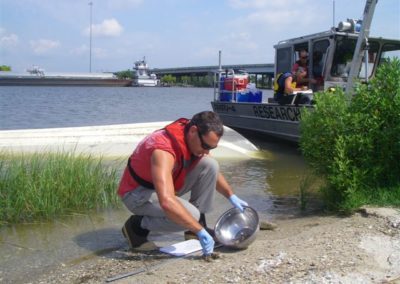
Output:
top-left (1, 0), bottom-right (399, 73)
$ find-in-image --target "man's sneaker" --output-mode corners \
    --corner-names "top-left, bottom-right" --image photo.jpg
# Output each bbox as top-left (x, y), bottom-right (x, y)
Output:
top-left (122, 215), bottom-right (149, 249)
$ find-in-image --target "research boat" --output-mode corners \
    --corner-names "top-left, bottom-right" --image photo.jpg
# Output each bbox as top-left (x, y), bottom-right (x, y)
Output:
top-left (211, 0), bottom-right (400, 142)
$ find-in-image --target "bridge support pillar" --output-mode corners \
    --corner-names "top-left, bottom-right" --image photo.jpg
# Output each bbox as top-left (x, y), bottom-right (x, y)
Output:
top-left (255, 74), bottom-right (273, 89)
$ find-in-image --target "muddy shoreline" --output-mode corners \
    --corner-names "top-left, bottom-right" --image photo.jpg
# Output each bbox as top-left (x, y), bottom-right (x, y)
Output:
top-left (21, 207), bottom-right (400, 284)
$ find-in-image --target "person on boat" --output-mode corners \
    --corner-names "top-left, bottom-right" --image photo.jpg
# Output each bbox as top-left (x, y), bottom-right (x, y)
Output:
top-left (274, 70), bottom-right (310, 105)
top-left (312, 51), bottom-right (324, 90)
top-left (118, 111), bottom-right (248, 255)
top-left (292, 49), bottom-right (317, 88)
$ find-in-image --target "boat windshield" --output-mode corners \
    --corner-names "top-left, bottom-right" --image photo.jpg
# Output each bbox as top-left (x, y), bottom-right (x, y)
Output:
top-left (331, 36), bottom-right (379, 79)
top-left (380, 42), bottom-right (400, 64)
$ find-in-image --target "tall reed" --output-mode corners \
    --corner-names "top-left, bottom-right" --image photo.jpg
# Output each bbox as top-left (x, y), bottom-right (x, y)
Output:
top-left (0, 151), bottom-right (121, 225)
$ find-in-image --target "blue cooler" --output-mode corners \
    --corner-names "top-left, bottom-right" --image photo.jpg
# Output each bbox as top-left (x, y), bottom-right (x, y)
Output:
top-left (219, 90), bottom-right (232, 102)
top-left (249, 90), bottom-right (262, 102)
top-left (237, 91), bottom-right (250, 102)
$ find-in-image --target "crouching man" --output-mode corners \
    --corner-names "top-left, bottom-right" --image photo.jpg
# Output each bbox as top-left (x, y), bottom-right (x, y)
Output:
top-left (118, 111), bottom-right (248, 255)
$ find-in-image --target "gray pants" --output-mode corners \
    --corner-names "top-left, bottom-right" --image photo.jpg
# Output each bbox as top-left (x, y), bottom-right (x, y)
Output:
top-left (122, 156), bottom-right (219, 232)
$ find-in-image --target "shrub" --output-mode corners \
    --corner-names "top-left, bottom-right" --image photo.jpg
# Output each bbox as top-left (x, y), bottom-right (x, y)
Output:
top-left (300, 58), bottom-right (400, 213)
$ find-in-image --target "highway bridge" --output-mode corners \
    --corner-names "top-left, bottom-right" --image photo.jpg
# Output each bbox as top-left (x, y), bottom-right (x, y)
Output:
top-left (150, 63), bottom-right (274, 88)
top-left (151, 63), bottom-right (274, 76)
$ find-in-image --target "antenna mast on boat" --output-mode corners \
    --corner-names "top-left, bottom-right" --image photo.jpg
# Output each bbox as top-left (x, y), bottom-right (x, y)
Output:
top-left (215, 50), bottom-right (223, 101)
top-left (332, 0), bottom-right (335, 27)
top-left (218, 50), bottom-right (222, 72)
top-left (345, 0), bottom-right (378, 98)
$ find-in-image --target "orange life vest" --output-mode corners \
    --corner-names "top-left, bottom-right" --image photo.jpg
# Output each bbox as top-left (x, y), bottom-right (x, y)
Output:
top-left (117, 118), bottom-right (200, 197)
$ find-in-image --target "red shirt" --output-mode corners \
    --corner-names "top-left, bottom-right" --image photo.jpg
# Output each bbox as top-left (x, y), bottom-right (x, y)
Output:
top-left (292, 61), bottom-right (309, 88)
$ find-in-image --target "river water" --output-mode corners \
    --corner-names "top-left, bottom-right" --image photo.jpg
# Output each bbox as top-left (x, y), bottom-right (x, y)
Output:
top-left (0, 86), bottom-right (318, 283)
top-left (0, 86), bottom-right (215, 130)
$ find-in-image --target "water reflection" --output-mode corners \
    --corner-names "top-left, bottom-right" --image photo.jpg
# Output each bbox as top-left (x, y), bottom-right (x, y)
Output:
top-left (223, 132), bottom-right (324, 210)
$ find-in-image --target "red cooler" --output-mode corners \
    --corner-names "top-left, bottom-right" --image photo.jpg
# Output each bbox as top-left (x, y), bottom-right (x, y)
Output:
top-left (224, 75), bottom-right (249, 91)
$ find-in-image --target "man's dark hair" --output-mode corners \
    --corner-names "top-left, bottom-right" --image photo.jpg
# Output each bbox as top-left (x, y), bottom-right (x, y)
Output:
top-left (185, 111), bottom-right (224, 137)
top-left (299, 49), bottom-right (308, 56)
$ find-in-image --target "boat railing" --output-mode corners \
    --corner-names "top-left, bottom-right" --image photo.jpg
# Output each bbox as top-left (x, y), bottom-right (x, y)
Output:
top-left (213, 69), bottom-right (262, 103)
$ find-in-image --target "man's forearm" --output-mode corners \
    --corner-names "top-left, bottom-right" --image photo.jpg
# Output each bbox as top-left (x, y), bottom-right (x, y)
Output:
top-left (216, 173), bottom-right (234, 198)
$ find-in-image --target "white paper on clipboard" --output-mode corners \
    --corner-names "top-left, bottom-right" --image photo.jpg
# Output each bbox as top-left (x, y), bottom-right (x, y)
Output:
top-left (159, 239), bottom-right (202, 256)
top-left (293, 89), bottom-right (313, 95)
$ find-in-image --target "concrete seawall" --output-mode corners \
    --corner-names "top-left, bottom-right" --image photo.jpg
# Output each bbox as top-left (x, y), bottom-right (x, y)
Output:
top-left (0, 122), bottom-right (259, 159)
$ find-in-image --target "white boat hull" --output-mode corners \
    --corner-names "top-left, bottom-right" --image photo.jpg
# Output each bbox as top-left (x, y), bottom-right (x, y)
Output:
top-left (133, 78), bottom-right (159, 87)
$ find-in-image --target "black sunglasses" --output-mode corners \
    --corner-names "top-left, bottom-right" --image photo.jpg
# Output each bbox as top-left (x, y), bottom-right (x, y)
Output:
top-left (197, 130), bottom-right (216, 150)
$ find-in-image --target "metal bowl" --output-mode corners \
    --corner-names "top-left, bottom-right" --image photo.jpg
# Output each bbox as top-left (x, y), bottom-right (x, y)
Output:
top-left (214, 206), bottom-right (259, 249)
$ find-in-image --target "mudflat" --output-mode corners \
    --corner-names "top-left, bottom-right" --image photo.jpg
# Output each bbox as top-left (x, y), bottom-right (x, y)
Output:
top-left (31, 207), bottom-right (400, 284)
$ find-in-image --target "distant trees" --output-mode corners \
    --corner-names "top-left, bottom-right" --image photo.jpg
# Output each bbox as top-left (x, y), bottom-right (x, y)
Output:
top-left (0, 65), bottom-right (11, 71)
top-left (161, 74), bottom-right (213, 87)
top-left (189, 75), bottom-right (212, 87)
top-left (180, 75), bottom-right (190, 86)
top-left (161, 74), bottom-right (176, 86)
top-left (114, 69), bottom-right (134, 79)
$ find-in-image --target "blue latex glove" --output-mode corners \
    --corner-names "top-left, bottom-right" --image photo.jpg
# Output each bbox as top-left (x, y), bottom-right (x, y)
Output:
top-left (196, 228), bottom-right (215, 255)
top-left (229, 194), bottom-right (248, 212)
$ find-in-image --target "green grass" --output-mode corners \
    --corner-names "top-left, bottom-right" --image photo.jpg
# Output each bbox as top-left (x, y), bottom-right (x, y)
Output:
top-left (0, 151), bottom-right (122, 225)
top-left (298, 172), bottom-right (317, 211)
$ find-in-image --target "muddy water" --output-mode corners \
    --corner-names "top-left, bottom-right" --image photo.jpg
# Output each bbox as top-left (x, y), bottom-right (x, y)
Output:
top-left (0, 136), bottom-right (321, 283)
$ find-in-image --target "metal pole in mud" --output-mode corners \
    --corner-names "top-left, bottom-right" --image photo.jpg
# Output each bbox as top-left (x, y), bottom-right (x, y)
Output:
top-left (105, 245), bottom-right (222, 282)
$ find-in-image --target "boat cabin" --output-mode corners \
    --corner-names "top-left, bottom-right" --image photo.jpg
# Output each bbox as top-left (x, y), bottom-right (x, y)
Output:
top-left (274, 19), bottom-right (400, 93)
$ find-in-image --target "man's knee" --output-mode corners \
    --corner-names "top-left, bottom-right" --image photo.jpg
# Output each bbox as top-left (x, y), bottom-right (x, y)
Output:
top-left (181, 156), bottom-right (219, 196)
top-left (197, 156), bottom-right (219, 174)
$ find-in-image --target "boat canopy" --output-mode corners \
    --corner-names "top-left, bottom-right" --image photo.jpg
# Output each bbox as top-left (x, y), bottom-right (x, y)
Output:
top-left (274, 19), bottom-right (400, 92)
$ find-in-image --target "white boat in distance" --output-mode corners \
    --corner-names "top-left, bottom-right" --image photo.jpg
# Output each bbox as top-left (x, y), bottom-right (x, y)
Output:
top-left (211, 0), bottom-right (400, 142)
top-left (132, 57), bottom-right (159, 87)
